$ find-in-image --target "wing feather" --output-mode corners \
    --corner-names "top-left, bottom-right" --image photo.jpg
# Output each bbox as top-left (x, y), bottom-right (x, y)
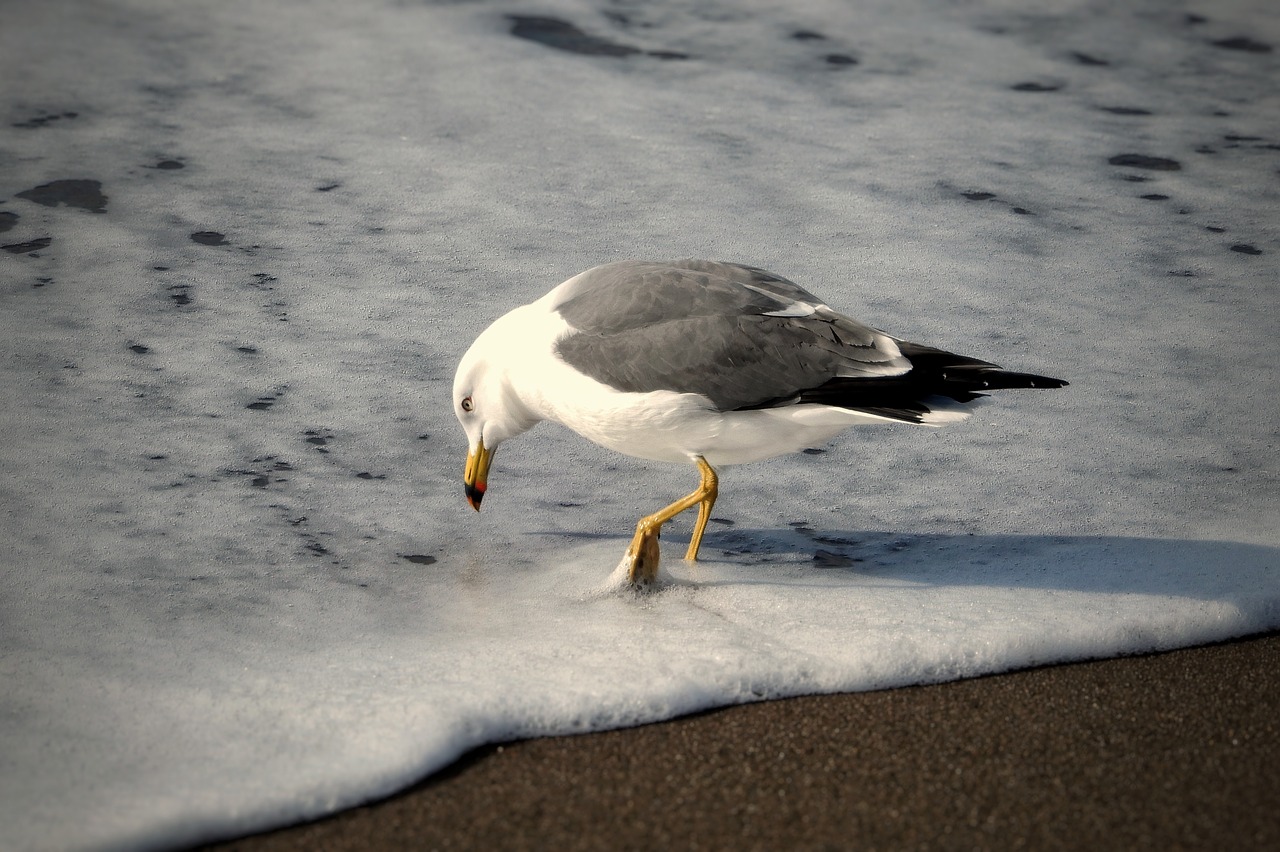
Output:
top-left (552, 260), bottom-right (1066, 419)
top-left (554, 261), bottom-right (910, 411)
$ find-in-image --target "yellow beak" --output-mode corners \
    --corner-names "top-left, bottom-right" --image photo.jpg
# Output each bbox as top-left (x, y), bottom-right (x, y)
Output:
top-left (463, 438), bottom-right (494, 511)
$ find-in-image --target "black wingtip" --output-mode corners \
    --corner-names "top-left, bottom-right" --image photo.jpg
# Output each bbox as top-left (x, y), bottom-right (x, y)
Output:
top-left (979, 371), bottom-right (1069, 390)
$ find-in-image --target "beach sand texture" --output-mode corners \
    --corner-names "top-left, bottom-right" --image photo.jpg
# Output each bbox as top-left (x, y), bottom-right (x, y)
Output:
top-left (211, 633), bottom-right (1279, 850)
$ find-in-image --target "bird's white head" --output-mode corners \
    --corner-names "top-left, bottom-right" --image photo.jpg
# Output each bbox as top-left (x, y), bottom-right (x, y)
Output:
top-left (453, 310), bottom-right (542, 511)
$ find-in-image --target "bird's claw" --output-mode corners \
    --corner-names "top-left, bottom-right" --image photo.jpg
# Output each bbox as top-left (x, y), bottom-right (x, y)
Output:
top-left (624, 528), bottom-right (662, 586)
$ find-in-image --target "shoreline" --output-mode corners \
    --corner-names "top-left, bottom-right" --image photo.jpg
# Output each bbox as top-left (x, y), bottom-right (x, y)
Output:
top-left (208, 631), bottom-right (1280, 850)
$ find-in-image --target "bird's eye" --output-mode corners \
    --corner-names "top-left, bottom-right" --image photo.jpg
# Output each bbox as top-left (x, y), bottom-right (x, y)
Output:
top-left (460, 396), bottom-right (474, 412)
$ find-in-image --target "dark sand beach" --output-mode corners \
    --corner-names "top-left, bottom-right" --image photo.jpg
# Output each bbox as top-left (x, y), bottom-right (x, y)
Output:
top-left (209, 632), bottom-right (1279, 850)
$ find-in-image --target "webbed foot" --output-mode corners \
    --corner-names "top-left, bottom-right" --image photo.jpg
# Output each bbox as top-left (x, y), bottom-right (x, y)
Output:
top-left (623, 526), bottom-right (662, 586)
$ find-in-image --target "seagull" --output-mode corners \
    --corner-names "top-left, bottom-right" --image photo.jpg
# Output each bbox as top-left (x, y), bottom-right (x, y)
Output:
top-left (453, 260), bottom-right (1066, 585)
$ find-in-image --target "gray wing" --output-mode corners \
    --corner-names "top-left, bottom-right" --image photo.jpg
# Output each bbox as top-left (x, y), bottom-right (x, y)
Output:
top-left (552, 260), bottom-right (911, 411)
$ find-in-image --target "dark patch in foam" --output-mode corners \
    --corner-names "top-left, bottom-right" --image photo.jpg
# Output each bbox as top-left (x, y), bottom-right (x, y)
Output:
top-left (401, 554), bottom-right (437, 565)
top-left (16, 179), bottom-right (107, 213)
top-left (191, 231), bottom-right (228, 246)
top-left (1070, 51), bottom-right (1109, 66)
top-left (1100, 106), bottom-right (1152, 116)
top-left (813, 549), bottom-right (861, 569)
top-left (1011, 82), bottom-right (1062, 92)
top-left (225, 458), bottom-right (292, 491)
top-left (1230, 244), bottom-right (1262, 255)
top-left (0, 212), bottom-right (17, 233)
top-left (507, 15), bottom-right (686, 59)
top-left (12, 111), bottom-right (78, 129)
top-left (3, 237), bottom-right (51, 254)
top-left (508, 15), bottom-right (640, 57)
top-left (1211, 36), bottom-right (1271, 53)
top-left (246, 388), bottom-right (288, 411)
top-left (1109, 154), bottom-right (1181, 170)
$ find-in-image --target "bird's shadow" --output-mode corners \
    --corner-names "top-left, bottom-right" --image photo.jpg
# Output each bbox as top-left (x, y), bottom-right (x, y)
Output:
top-left (532, 525), bottom-right (1280, 609)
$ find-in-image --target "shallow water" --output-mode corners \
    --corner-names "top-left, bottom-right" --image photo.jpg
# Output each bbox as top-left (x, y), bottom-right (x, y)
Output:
top-left (1, 0), bottom-right (1277, 849)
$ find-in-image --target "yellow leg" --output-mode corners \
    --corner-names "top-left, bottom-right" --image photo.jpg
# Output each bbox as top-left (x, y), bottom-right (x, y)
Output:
top-left (684, 458), bottom-right (718, 562)
top-left (624, 457), bottom-right (719, 584)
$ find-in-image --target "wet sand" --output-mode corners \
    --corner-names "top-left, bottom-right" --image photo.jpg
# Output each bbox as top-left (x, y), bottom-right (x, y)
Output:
top-left (208, 632), bottom-right (1279, 850)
